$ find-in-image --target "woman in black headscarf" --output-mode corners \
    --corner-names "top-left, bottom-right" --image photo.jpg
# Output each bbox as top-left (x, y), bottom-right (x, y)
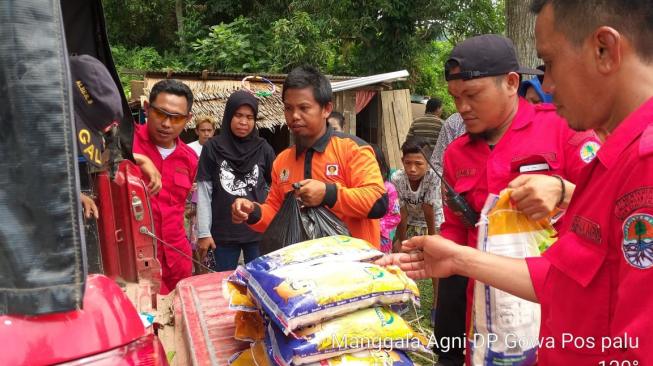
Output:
top-left (196, 90), bottom-right (275, 270)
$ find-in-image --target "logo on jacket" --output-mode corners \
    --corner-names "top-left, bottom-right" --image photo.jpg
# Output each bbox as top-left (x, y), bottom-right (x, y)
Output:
top-left (580, 141), bottom-right (600, 163)
top-left (280, 168), bottom-right (290, 182)
top-left (622, 213), bottom-right (653, 269)
top-left (326, 164), bottom-right (339, 176)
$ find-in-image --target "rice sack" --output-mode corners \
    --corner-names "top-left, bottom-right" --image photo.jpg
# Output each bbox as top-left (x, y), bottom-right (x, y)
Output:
top-left (247, 261), bottom-right (419, 334)
top-left (471, 190), bottom-right (556, 366)
top-left (268, 307), bottom-right (429, 366)
top-left (304, 350), bottom-right (414, 365)
top-left (244, 236), bottom-right (383, 274)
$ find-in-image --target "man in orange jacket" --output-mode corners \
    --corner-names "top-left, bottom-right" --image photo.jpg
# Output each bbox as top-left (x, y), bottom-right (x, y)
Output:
top-left (232, 66), bottom-right (387, 247)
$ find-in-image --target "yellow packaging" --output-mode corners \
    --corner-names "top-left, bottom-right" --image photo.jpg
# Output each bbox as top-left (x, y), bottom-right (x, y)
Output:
top-left (246, 236), bottom-right (383, 273)
top-left (248, 261), bottom-right (419, 333)
top-left (223, 278), bottom-right (258, 312)
top-left (234, 310), bottom-right (265, 342)
top-left (269, 307), bottom-right (429, 365)
top-left (228, 341), bottom-right (271, 366)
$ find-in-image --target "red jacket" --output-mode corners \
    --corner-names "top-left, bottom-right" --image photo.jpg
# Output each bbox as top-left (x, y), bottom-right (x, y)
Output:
top-left (133, 124), bottom-right (197, 293)
top-left (528, 97), bottom-right (653, 364)
top-left (440, 98), bottom-right (601, 364)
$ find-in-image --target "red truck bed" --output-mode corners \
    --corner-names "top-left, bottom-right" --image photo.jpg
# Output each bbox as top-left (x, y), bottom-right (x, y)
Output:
top-left (160, 271), bottom-right (250, 366)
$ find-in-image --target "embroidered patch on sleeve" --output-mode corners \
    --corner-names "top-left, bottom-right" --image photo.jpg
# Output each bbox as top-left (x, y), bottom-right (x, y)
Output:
top-left (622, 213), bottom-right (653, 269)
top-left (571, 215), bottom-right (602, 244)
top-left (615, 187), bottom-right (653, 220)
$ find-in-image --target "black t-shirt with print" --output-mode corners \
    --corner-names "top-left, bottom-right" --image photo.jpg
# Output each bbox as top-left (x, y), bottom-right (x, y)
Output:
top-left (197, 142), bottom-right (275, 244)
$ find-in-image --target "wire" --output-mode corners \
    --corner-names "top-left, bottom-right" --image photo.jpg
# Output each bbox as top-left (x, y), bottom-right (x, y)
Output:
top-left (139, 226), bottom-right (216, 274)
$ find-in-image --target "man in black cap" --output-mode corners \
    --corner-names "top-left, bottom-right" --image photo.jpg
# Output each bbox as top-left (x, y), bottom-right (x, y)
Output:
top-left (430, 34), bottom-right (600, 365)
top-left (70, 54), bottom-right (162, 219)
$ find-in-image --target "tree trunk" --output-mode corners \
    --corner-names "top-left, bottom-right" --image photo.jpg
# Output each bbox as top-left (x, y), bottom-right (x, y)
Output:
top-left (505, 0), bottom-right (539, 68)
top-left (176, 0), bottom-right (184, 45)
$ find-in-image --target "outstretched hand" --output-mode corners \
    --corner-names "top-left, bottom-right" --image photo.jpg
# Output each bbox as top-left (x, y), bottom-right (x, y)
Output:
top-left (232, 198), bottom-right (255, 224)
top-left (375, 235), bottom-right (464, 280)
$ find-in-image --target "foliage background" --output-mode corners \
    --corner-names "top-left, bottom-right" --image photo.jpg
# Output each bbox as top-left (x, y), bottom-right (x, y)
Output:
top-left (103, 0), bottom-right (505, 115)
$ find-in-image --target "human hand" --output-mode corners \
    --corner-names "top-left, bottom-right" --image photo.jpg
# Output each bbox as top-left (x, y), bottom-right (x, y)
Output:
top-left (134, 153), bottom-right (162, 195)
top-left (197, 237), bottom-right (216, 261)
top-left (80, 193), bottom-right (99, 220)
top-left (294, 179), bottom-right (326, 207)
top-left (508, 174), bottom-right (568, 220)
top-left (375, 235), bottom-right (464, 280)
top-left (232, 198), bottom-right (255, 224)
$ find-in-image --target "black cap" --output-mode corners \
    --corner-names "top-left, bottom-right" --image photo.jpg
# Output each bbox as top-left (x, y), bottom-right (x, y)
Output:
top-left (70, 55), bottom-right (123, 167)
top-left (445, 34), bottom-right (543, 81)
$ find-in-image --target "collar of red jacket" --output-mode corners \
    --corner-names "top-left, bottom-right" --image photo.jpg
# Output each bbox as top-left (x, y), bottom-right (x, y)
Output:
top-left (596, 96), bottom-right (653, 169)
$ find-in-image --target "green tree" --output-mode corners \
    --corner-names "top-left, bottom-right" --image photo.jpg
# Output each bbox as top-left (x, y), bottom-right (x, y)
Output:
top-left (102, 0), bottom-right (178, 50)
top-left (104, 0), bottom-right (505, 104)
top-left (268, 12), bottom-right (338, 73)
top-left (189, 17), bottom-right (271, 72)
top-left (635, 220), bottom-right (647, 248)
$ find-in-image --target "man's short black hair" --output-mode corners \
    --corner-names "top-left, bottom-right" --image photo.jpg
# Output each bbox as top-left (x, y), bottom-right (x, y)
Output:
top-left (328, 111), bottom-right (345, 129)
top-left (401, 136), bottom-right (431, 158)
top-left (149, 79), bottom-right (194, 113)
top-left (282, 65), bottom-right (332, 107)
top-left (425, 98), bottom-right (442, 114)
top-left (530, 0), bottom-right (653, 62)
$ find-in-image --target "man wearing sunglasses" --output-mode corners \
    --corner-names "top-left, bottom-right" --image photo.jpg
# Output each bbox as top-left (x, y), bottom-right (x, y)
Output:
top-left (133, 79), bottom-right (199, 294)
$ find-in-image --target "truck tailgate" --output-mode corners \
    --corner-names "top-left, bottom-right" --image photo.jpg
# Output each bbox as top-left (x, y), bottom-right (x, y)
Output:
top-left (165, 271), bottom-right (250, 366)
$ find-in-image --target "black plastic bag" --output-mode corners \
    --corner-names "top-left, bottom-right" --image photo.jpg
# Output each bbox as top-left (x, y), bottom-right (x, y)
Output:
top-left (260, 191), bottom-right (350, 255)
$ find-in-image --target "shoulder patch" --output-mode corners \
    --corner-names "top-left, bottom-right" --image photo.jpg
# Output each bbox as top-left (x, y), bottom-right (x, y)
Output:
top-left (639, 124), bottom-right (653, 158)
top-left (622, 213), bottom-right (653, 269)
top-left (579, 141), bottom-right (601, 163)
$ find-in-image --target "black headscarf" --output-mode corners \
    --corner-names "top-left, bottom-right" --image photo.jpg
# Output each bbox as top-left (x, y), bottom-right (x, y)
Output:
top-left (212, 90), bottom-right (265, 175)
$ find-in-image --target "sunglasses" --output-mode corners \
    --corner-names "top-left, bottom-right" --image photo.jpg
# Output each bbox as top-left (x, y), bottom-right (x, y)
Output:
top-left (148, 104), bottom-right (189, 124)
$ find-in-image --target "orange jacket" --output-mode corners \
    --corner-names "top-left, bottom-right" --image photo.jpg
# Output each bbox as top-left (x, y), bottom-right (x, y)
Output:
top-left (248, 128), bottom-right (387, 247)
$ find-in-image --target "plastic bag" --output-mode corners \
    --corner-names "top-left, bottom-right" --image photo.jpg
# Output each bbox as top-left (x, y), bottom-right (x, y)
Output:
top-left (261, 191), bottom-right (351, 255)
top-left (301, 205), bottom-right (351, 240)
top-left (247, 261), bottom-right (420, 334)
top-left (471, 190), bottom-right (556, 366)
top-left (244, 236), bottom-right (383, 274)
top-left (268, 307), bottom-right (429, 366)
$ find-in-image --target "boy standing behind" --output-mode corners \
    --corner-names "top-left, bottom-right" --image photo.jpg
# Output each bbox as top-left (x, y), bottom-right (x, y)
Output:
top-left (392, 137), bottom-right (441, 325)
top-left (392, 137), bottom-right (441, 244)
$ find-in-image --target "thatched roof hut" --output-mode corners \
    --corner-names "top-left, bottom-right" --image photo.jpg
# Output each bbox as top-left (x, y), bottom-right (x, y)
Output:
top-left (142, 71), bottom-right (354, 130)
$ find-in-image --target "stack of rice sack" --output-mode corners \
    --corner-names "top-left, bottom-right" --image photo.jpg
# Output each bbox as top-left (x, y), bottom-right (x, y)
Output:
top-left (225, 235), bottom-right (429, 366)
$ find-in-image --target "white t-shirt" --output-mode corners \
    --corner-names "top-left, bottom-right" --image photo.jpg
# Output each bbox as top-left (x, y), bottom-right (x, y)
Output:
top-left (188, 140), bottom-right (202, 157)
top-left (391, 169), bottom-right (442, 228)
top-left (156, 144), bottom-right (176, 160)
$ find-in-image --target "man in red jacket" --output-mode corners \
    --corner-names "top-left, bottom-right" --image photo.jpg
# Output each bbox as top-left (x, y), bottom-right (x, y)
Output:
top-left (133, 79), bottom-right (198, 294)
top-left (380, 1), bottom-right (653, 364)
